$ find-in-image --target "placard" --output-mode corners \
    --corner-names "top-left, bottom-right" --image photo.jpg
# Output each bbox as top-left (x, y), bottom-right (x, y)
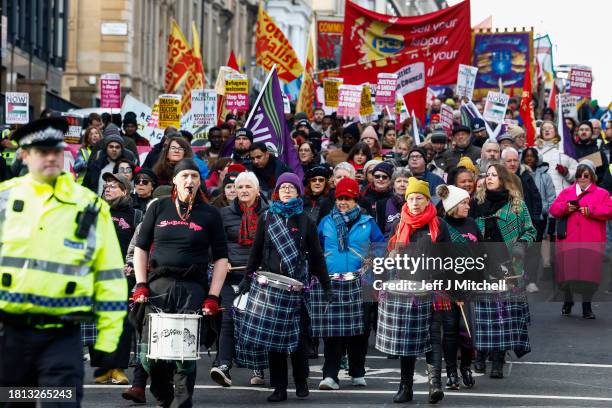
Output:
top-left (483, 91), bottom-right (509, 124)
top-left (360, 84), bottom-right (374, 116)
top-left (559, 93), bottom-right (579, 120)
top-left (5, 92), bottom-right (29, 124)
top-left (323, 78), bottom-right (343, 108)
top-left (61, 113), bottom-right (83, 144)
top-left (456, 64), bottom-right (478, 100)
top-left (337, 85), bottom-right (362, 118)
top-left (100, 73), bottom-right (121, 109)
top-left (225, 76), bottom-right (249, 111)
top-left (157, 94), bottom-right (182, 129)
top-left (374, 73), bottom-right (397, 108)
top-left (395, 62), bottom-right (425, 97)
top-left (569, 67), bottom-right (592, 98)
top-left (191, 89), bottom-right (217, 128)
top-left (440, 104), bottom-right (454, 136)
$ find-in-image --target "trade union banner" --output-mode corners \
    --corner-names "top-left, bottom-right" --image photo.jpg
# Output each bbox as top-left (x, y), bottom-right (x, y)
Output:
top-left (339, 0), bottom-right (470, 86)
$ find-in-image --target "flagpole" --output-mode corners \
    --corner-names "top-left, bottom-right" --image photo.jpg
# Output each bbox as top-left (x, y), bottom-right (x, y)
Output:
top-left (245, 64), bottom-right (277, 127)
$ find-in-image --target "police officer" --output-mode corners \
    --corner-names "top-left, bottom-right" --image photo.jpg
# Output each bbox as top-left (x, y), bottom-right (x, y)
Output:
top-left (0, 117), bottom-right (128, 407)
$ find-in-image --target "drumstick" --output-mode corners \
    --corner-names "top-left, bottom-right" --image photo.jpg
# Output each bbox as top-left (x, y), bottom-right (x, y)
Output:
top-left (457, 302), bottom-right (471, 338)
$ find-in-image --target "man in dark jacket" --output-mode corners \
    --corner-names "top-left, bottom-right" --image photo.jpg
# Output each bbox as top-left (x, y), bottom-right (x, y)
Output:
top-left (122, 112), bottom-right (150, 148)
top-left (249, 142), bottom-right (291, 197)
top-left (574, 121), bottom-right (609, 184)
top-left (440, 124), bottom-right (481, 173)
top-left (83, 135), bottom-right (133, 195)
top-left (501, 147), bottom-right (543, 223)
top-left (232, 128), bottom-right (253, 166)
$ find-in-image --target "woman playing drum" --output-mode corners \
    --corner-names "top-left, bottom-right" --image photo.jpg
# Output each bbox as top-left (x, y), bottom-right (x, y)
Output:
top-left (132, 158), bottom-right (229, 408)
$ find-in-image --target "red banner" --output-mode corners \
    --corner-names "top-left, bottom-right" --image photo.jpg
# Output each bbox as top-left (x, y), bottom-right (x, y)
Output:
top-left (340, 0), bottom-right (470, 86)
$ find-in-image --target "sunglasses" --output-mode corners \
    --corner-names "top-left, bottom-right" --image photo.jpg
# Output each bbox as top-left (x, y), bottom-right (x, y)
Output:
top-left (578, 173), bottom-right (591, 179)
top-left (374, 174), bottom-right (389, 180)
top-left (336, 196), bottom-right (354, 201)
top-left (117, 167), bottom-right (132, 173)
top-left (310, 177), bottom-right (326, 183)
top-left (135, 178), bottom-right (151, 185)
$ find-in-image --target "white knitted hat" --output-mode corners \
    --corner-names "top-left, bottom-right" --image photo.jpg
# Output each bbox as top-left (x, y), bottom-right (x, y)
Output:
top-left (436, 184), bottom-right (470, 213)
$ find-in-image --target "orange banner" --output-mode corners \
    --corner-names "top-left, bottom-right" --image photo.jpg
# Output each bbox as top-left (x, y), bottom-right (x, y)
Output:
top-left (181, 22), bottom-right (206, 113)
top-left (164, 20), bottom-right (193, 93)
top-left (255, 3), bottom-right (303, 83)
top-left (296, 35), bottom-right (315, 118)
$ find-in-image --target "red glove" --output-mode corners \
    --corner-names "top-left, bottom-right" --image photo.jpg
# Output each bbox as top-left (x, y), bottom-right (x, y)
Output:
top-left (202, 295), bottom-right (220, 315)
top-left (131, 283), bottom-right (149, 302)
top-left (556, 164), bottom-right (568, 175)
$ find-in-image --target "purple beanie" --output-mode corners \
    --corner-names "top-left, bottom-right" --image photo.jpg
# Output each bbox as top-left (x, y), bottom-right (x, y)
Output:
top-left (275, 172), bottom-right (304, 195)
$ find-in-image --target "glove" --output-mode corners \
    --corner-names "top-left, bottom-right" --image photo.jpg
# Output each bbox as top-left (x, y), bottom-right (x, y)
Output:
top-left (202, 295), bottom-right (220, 315)
top-left (323, 288), bottom-right (336, 304)
top-left (131, 283), bottom-right (149, 303)
top-left (556, 164), bottom-right (568, 176)
top-left (237, 276), bottom-right (252, 295)
top-left (90, 349), bottom-right (114, 370)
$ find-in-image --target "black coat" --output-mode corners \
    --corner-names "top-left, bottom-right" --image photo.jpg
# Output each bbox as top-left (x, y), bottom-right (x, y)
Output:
top-left (573, 139), bottom-right (609, 183)
top-left (517, 166), bottom-right (543, 223)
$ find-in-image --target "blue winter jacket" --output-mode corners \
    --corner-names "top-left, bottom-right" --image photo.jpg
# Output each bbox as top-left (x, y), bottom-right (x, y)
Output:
top-left (318, 212), bottom-right (385, 275)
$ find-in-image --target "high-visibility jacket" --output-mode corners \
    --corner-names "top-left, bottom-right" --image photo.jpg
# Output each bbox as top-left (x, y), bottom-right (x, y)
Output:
top-left (0, 172), bottom-right (127, 353)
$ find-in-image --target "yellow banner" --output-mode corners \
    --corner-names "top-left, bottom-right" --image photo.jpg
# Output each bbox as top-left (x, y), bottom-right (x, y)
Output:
top-left (164, 20), bottom-right (192, 93)
top-left (360, 85), bottom-right (374, 116)
top-left (255, 3), bottom-right (303, 83)
top-left (323, 78), bottom-right (342, 108)
top-left (158, 94), bottom-right (182, 129)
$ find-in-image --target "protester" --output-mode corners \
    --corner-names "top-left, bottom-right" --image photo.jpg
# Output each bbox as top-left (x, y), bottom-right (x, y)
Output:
top-left (152, 136), bottom-right (193, 186)
top-left (232, 128), bottom-right (254, 165)
top-left (113, 158), bottom-right (136, 185)
top-left (239, 173), bottom-right (332, 402)
top-left (317, 177), bottom-right (385, 390)
top-left (381, 126), bottom-right (397, 153)
top-left (549, 160), bottom-right (612, 319)
top-left (375, 167), bottom-right (411, 237)
top-left (298, 141), bottom-right (318, 173)
top-left (83, 135), bottom-right (133, 195)
top-left (407, 147), bottom-right (444, 198)
top-left (573, 121), bottom-right (609, 182)
top-left (327, 123), bottom-right (360, 166)
top-left (347, 142), bottom-right (372, 174)
top-left (131, 168), bottom-right (157, 211)
top-left (210, 171), bottom-right (239, 208)
top-left (440, 124), bottom-right (481, 172)
top-left (74, 126), bottom-right (102, 183)
top-left (302, 165), bottom-right (332, 223)
top-left (249, 141), bottom-right (291, 197)
top-left (471, 118), bottom-right (488, 148)
top-left (361, 161), bottom-right (394, 213)
top-left (501, 147), bottom-right (543, 225)
top-left (122, 112), bottom-right (150, 148)
top-left (478, 140), bottom-right (501, 173)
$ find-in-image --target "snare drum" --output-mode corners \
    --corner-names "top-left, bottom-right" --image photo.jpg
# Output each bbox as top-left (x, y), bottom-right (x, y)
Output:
top-left (375, 280), bottom-right (432, 357)
top-left (237, 271), bottom-right (304, 353)
top-left (310, 273), bottom-right (364, 338)
top-left (147, 313), bottom-right (201, 361)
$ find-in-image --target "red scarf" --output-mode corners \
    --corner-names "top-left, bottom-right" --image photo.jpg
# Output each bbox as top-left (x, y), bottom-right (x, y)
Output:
top-left (388, 202), bottom-right (440, 249)
top-left (238, 198), bottom-right (259, 246)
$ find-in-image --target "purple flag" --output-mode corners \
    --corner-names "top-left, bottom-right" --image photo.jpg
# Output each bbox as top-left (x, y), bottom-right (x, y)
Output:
top-left (246, 68), bottom-right (303, 179)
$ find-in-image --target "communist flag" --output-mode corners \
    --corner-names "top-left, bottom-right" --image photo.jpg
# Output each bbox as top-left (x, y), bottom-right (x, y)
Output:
top-left (164, 20), bottom-right (192, 93)
top-left (296, 34), bottom-right (315, 118)
top-left (255, 3), bottom-right (303, 83)
top-left (519, 60), bottom-right (536, 147)
top-left (181, 22), bottom-right (205, 113)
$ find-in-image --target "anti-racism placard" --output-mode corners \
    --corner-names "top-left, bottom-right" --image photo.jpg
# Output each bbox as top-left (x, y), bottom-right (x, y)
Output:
top-left (158, 94), bottom-right (182, 129)
top-left (225, 76), bottom-right (249, 111)
top-left (5, 92), bottom-right (29, 124)
top-left (100, 73), bottom-right (121, 109)
top-left (337, 85), bottom-right (362, 118)
top-left (323, 78), bottom-right (343, 108)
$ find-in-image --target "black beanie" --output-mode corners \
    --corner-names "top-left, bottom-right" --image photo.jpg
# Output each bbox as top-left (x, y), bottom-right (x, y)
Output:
top-left (173, 158), bottom-right (200, 177)
top-left (578, 120), bottom-right (593, 133)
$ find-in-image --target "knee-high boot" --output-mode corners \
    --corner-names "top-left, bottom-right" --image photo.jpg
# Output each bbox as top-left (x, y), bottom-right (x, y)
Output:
top-left (490, 351), bottom-right (505, 379)
top-left (427, 345), bottom-right (444, 404)
top-left (393, 356), bottom-right (415, 403)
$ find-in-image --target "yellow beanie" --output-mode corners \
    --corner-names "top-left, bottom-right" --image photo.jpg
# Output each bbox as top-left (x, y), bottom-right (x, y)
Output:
top-left (405, 177), bottom-right (431, 200)
top-left (457, 156), bottom-right (478, 175)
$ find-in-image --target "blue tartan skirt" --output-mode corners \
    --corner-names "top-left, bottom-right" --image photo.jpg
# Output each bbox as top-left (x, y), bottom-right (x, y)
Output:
top-left (310, 276), bottom-right (364, 338)
top-left (80, 322), bottom-right (97, 346)
top-left (471, 292), bottom-right (531, 354)
top-left (236, 280), bottom-right (303, 353)
top-left (233, 310), bottom-right (269, 369)
top-left (375, 291), bottom-right (432, 356)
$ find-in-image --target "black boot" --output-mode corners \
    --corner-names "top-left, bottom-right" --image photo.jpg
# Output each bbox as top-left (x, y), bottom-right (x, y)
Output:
top-left (489, 352), bottom-right (504, 379)
top-left (427, 364), bottom-right (444, 404)
top-left (267, 388), bottom-right (287, 402)
top-left (445, 370), bottom-right (460, 390)
top-left (561, 302), bottom-right (574, 316)
top-left (474, 351), bottom-right (486, 373)
top-left (460, 366), bottom-right (475, 389)
top-left (295, 382), bottom-right (309, 398)
top-left (393, 356), bottom-right (414, 403)
top-left (582, 302), bottom-right (595, 319)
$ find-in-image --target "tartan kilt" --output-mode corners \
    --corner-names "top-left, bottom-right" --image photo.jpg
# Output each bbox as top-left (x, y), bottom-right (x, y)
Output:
top-left (233, 310), bottom-right (269, 369)
top-left (237, 280), bottom-right (302, 353)
top-left (375, 291), bottom-right (432, 356)
top-left (472, 293), bottom-right (531, 353)
top-left (310, 277), bottom-right (364, 338)
top-left (80, 322), bottom-right (97, 346)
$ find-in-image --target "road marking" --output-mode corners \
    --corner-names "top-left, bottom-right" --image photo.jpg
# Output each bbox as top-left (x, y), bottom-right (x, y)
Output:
top-left (83, 384), bottom-right (612, 402)
top-left (361, 355), bottom-right (612, 368)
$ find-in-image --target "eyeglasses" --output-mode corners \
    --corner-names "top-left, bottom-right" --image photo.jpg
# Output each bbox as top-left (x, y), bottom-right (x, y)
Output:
top-left (310, 177), bottom-right (326, 183)
top-left (578, 173), bottom-right (591, 179)
top-left (117, 167), bottom-right (132, 174)
top-left (135, 179), bottom-right (151, 185)
top-left (409, 155), bottom-right (424, 160)
top-left (374, 174), bottom-right (389, 180)
top-left (169, 146), bottom-right (185, 152)
top-left (279, 185), bottom-right (297, 192)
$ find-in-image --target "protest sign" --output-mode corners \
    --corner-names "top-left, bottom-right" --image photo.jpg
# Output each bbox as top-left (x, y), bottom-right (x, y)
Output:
top-left (158, 94), bottom-right (182, 129)
top-left (61, 113), bottom-right (83, 144)
top-left (483, 91), bottom-right (509, 124)
top-left (456, 64), bottom-right (478, 100)
top-left (100, 73), bottom-right (121, 108)
top-left (225, 76), bottom-right (249, 111)
top-left (120, 94), bottom-right (164, 145)
top-left (5, 92), bottom-right (29, 124)
top-left (395, 62), bottom-right (425, 97)
top-left (360, 84), bottom-right (374, 116)
top-left (375, 73), bottom-right (397, 109)
top-left (559, 93), bottom-right (579, 120)
top-left (569, 67), bottom-right (592, 98)
top-left (337, 85), bottom-right (362, 118)
top-left (323, 78), bottom-right (342, 108)
top-left (215, 66), bottom-right (239, 96)
top-left (440, 104), bottom-right (454, 136)
top-left (191, 89), bottom-right (217, 128)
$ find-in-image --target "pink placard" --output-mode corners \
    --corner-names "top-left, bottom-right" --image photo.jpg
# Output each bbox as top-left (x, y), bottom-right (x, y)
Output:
top-left (569, 68), bottom-right (592, 98)
top-left (375, 73), bottom-right (397, 109)
top-left (100, 73), bottom-right (121, 108)
top-left (337, 85), bottom-right (362, 118)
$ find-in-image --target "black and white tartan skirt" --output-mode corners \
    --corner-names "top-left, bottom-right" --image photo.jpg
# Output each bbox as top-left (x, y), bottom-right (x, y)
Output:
top-left (236, 280), bottom-right (302, 353)
top-left (375, 291), bottom-right (432, 356)
top-left (310, 276), bottom-right (364, 338)
top-left (471, 292), bottom-right (531, 354)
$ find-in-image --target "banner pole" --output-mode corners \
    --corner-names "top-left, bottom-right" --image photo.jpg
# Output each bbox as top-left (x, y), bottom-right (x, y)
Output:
top-left (245, 64), bottom-right (277, 127)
